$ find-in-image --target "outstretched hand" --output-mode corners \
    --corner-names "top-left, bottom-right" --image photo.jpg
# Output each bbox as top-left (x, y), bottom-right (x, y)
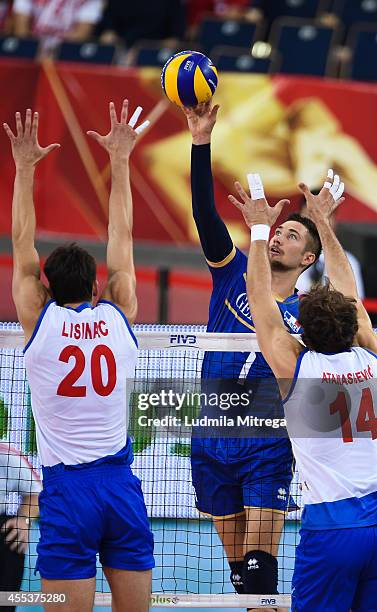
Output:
top-left (298, 169), bottom-right (345, 224)
top-left (87, 100), bottom-right (150, 160)
top-left (182, 101), bottom-right (220, 145)
top-left (3, 109), bottom-right (60, 168)
top-left (229, 174), bottom-right (290, 228)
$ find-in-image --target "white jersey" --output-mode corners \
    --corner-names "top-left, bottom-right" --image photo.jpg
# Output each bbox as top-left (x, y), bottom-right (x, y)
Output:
top-left (23, 300), bottom-right (137, 467)
top-left (284, 347), bottom-right (377, 530)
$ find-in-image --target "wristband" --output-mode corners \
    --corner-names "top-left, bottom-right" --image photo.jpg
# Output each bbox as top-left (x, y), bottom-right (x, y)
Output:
top-left (250, 224), bottom-right (270, 242)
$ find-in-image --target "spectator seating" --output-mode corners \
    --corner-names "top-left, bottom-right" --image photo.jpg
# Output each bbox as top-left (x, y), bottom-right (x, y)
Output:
top-left (132, 42), bottom-right (179, 67)
top-left (197, 17), bottom-right (262, 56)
top-left (342, 25), bottom-right (377, 81)
top-left (55, 41), bottom-right (117, 64)
top-left (131, 41), bottom-right (203, 67)
top-left (331, 0), bottom-right (377, 28)
top-left (270, 17), bottom-right (340, 75)
top-left (212, 45), bottom-right (279, 73)
top-left (263, 0), bottom-right (331, 20)
top-left (0, 35), bottom-right (38, 59)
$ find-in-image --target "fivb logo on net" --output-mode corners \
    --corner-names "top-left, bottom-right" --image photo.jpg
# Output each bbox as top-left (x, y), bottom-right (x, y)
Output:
top-left (169, 334), bottom-right (197, 346)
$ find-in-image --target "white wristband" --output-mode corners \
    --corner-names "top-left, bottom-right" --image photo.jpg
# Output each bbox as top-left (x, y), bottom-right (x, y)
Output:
top-left (250, 224), bottom-right (270, 242)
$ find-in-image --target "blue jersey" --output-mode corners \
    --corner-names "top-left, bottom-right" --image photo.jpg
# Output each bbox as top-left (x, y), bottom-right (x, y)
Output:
top-left (203, 247), bottom-right (301, 380)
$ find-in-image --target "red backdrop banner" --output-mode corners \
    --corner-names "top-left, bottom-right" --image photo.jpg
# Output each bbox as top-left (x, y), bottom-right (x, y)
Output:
top-left (1, 60), bottom-right (377, 248)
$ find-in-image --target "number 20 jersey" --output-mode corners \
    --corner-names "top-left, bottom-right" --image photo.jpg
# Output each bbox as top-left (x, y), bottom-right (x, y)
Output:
top-left (284, 346), bottom-right (377, 530)
top-left (23, 300), bottom-right (137, 467)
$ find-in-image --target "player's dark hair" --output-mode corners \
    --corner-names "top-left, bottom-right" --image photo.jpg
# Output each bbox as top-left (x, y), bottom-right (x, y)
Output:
top-left (286, 213), bottom-right (322, 262)
top-left (298, 281), bottom-right (358, 353)
top-left (44, 243), bottom-right (96, 306)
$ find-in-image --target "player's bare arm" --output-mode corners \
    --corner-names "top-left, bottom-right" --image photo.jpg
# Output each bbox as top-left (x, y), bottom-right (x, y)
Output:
top-left (229, 177), bottom-right (301, 383)
top-left (299, 172), bottom-right (377, 353)
top-left (4, 110), bottom-right (60, 342)
top-left (87, 100), bottom-right (149, 324)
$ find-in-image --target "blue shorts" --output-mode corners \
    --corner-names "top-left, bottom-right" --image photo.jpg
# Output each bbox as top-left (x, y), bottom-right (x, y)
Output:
top-left (191, 437), bottom-right (293, 517)
top-left (37, 462), bottom-right (154, 580)
top-left (292, 525), bottom-right (377, 611)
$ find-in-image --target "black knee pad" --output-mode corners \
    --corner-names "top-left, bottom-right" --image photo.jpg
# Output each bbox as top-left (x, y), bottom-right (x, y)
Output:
top-left (229, 560), bottom-right (244, 594)
top-left (242, 550), bottom-right (278, 595)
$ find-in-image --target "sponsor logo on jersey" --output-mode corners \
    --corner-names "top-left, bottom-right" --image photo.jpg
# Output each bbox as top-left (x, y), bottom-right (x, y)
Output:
top-left (283, 311), bottom-right (301, 333)
top-left (277, 487), bottom-right (287, 500)
top-left (169, 334), bottom-right (197, 346)
top-left (235, 292), bottom-right (252, 321)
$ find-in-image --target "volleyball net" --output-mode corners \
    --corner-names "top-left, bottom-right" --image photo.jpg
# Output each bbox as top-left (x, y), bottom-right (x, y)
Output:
top-left (0, 323), bottom-right (300, 608)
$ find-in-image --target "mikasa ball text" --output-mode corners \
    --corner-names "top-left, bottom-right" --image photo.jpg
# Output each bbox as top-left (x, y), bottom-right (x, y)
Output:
top-left (161, 51), bottom-right (218, 107)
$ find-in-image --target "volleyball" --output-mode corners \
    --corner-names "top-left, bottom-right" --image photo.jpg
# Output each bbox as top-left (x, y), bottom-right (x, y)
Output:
top-left (161, 51), bottom-right (218, 107)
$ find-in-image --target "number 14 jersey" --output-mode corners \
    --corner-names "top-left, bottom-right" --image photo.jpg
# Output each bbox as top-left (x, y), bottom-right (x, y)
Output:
top-left (284, 346), bottom-right (377, 530)
top-left (24, 300), bottom-right (137, 467)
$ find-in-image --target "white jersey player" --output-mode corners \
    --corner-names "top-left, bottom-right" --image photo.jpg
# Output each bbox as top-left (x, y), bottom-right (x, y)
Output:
top-left (23, 299), bottom-right (138, 467)
top-left (231, 170), bottom-right (377, 611)
top-left (5, 101), bottom-right (153, 612)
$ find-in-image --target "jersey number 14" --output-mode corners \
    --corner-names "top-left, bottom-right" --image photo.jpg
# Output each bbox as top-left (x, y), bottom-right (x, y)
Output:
top-left (330, 388), bottom-right (377, 443)
top-left (57, 345), bottom-right (117, 397)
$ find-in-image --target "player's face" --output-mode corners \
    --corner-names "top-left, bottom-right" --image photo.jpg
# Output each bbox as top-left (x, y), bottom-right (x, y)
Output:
top-left (268, 221), bottom-right (316, 272)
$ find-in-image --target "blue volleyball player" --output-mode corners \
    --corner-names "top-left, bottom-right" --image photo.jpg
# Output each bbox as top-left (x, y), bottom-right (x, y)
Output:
top-left (183, 102), bottom-right (321, 610)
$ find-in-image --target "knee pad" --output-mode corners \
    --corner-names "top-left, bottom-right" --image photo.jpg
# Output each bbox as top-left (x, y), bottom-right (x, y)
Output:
top-left (242, 550), bottom-right (278, 595)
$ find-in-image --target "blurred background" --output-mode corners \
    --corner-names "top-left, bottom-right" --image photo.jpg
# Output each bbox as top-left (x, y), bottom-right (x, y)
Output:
top-left (0, 0), bottom-right (377, 325)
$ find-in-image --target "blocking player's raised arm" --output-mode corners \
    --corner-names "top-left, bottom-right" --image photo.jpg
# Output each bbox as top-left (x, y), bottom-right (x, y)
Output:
top-left (229, 175), bottom-right (301, 380)
top-left (87, 100), bottom-right (150, 324)
top-left (3, 110), bottom-right (60, 340)
top-left (183, 103), bottom-right (234, 265)
top-left (299, 172), bottom-right (377, 353)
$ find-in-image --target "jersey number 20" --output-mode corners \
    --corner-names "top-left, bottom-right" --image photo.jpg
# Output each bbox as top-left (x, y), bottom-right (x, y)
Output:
top-left (57, 345), bottom-right (116, 397)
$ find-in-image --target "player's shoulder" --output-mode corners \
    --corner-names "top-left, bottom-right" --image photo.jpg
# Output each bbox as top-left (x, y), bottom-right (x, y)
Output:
top-left (207, 247), bottom-right (247, 282)
top-left (96, 299), bottom-right (138, 347)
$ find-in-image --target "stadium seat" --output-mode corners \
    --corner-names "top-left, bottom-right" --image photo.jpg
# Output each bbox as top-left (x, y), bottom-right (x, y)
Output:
top-left (55, 41), bottom-right (116, 64)
top-left (197, 17), bottom-right (262, 56)
top-left (332, 0), bottom-right (377, 28)
top-left (212, 45), bottom-right (279, 73)
top-left (342, 25), bottom-right (377, 81)
top-left (264, 0), bottom-right (331, 20)
top-left (0, 36), bottom-right (38, 59)
top-left (132, 43), bottom-right (179, 67)
top-left (270, 18), bottom-right (339, 76)
top-left (131, 41), bottom-right (203, 67)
